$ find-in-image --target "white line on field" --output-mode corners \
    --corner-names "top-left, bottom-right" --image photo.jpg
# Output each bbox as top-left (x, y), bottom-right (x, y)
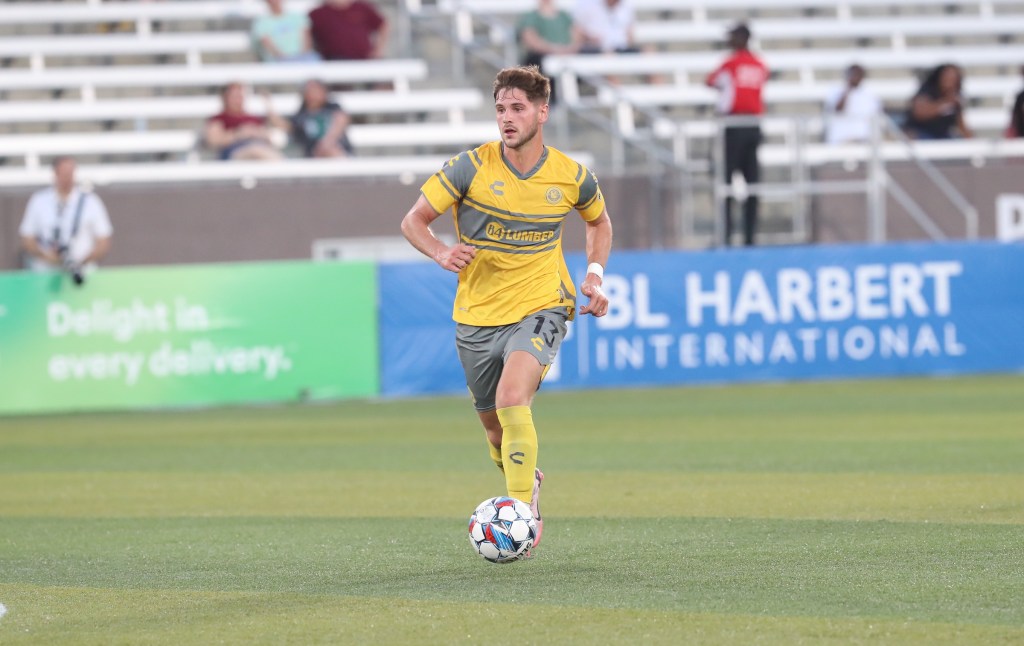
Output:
top-left (0, 602), bottom-right (7, 621)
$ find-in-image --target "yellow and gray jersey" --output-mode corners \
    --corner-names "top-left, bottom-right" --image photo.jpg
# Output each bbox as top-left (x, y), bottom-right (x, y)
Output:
top-left (420, 141), bottom-right (605, 326)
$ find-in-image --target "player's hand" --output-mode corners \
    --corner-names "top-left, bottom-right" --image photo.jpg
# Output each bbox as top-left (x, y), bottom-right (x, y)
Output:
top-left (579, 276), bottom-right (608, 317)
top-left (434, 244), bottom-right (477, 273)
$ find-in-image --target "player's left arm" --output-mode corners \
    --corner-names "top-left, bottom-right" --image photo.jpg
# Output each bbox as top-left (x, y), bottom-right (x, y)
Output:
top-left (579, 208), bottom-right (612, 317)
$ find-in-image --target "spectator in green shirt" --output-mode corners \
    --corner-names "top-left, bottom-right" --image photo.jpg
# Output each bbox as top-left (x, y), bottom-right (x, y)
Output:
top-left (517, 0), bottom-right (582, 103)
top-left (251, 0), bottom-right (320, 63)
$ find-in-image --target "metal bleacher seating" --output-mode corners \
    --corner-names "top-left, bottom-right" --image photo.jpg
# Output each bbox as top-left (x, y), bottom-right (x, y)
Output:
top-left (0, 60), bottom-right (429, 99)
top-left (0, 0), bottom-right (316, 35)
top-left (544, 46), bottom-right (1024, 103)
top-left (3, 0), bottom-right (1024, 191)
top-left (633, 15), bottom-right (1024, 49)
top-left (0, 0), bottom-right (505, 182)
top-left (0, 32), bottom-right (251, 70)
top-left (0, 89), bottom-right (484, 127)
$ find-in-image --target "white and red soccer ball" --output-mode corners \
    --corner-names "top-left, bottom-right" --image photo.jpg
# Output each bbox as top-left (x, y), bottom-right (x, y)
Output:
top-left (467, 496), bottom-right (537, 563)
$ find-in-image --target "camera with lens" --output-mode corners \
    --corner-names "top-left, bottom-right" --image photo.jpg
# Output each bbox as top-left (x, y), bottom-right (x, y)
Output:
top-left (56, 245), bottom-right (85, 286)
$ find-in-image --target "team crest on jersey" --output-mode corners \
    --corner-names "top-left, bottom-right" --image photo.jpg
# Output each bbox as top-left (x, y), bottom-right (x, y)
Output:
top-left (545, 187), bottom-right (563, 204)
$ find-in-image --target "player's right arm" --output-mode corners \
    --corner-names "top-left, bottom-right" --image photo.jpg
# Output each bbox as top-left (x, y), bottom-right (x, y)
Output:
top-left (400, 195), bottom-right (476, 273)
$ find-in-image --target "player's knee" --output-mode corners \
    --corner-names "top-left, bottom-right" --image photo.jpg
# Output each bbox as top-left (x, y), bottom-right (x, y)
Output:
top-left (494, 385), bottom-right (532, 409)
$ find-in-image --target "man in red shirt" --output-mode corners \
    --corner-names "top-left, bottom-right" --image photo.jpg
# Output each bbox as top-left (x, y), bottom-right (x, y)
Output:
top-left (309, 0), bottom-right (388, 61)
top-left (706, 23), bottom-right (769, 247)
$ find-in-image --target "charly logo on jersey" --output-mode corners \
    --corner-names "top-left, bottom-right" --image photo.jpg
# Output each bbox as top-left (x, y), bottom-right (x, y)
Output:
top-left (485, 222), bottom-right (555, 243)
top-left (490, 180), bottom-right (505, 196)
top-left (545, 187), bottom-right (563, 204)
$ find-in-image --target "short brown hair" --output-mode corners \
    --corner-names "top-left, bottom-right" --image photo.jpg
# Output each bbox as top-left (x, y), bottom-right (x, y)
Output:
top-left (493, 66), bottom-right (550, 104)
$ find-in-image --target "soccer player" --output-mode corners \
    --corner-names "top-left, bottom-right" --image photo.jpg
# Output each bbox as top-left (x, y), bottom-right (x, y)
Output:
top-left (400, 65), bottom-right (613, 550)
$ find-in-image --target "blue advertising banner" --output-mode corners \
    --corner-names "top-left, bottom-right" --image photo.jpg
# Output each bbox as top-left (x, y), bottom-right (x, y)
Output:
top-left (379, 242), bottom-right (1024, 398)
top-left (379, 262), bottom-right (463, 398)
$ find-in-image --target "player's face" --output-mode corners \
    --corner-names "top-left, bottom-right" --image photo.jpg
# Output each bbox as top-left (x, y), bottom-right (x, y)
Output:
top-left (494, 87), bottom-right (548, 151)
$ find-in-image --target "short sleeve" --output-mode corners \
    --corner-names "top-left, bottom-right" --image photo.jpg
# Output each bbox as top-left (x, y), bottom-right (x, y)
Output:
top-left (517, 11), bottom-right (537, 35)
top-left (823, 85), bottom-right (843, 112)
top-left (419, 151), bottom-right (478, 214)
top-left (87, 194), bottom-right (113, 237)
top-left (361, 1), bottom-right (385, 30)
top-left (571, 0), bottom-right (593, 26)
top-left (575, 165), bottom-right (605, 221)
top-left (18, 192), bottom-right (44, 238)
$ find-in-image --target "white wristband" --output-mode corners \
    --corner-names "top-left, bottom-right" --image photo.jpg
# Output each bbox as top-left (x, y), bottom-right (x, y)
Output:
top-left (586, 262), bottom-right (604, 280)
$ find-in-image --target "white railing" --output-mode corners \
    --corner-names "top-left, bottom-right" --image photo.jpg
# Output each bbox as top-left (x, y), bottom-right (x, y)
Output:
top-left (697, 114), bottom-right (1005, 246)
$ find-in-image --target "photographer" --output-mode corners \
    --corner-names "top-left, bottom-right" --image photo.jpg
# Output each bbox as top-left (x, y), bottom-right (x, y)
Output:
top-left (19, 156), bottom-right (112, 285)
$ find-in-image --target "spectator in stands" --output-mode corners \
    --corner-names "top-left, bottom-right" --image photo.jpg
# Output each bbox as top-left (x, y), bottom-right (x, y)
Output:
top-left (573, 0), bottom-right (639, 55)
top-left (706, 23), bottom-right (769, 247)
top-left (518, 0), bottom-right (583, 103)
top-left (1007, 65), bottom-right (1024, 138)
top-left (904, 63), bottom-right (973, 140)
top-left (204, 82), bottom-right (284, 161)
top-left (251, 0), bottom-right (320, 63)
top-left (824, 64), bottom-right (883, 144)
top-left (308, 0), bottom-right (388, 61)
top-left (266, 79), bottom-right (353, 158)
top-left (19, 156), bottom-right (112, 283)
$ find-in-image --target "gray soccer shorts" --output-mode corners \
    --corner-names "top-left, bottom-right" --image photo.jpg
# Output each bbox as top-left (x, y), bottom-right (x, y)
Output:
top-left (455, 307), bottom-right (569, 413)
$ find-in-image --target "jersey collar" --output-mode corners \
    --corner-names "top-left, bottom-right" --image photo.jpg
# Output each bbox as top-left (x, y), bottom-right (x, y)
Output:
top-left (500, 144), bottom-right (549, 180)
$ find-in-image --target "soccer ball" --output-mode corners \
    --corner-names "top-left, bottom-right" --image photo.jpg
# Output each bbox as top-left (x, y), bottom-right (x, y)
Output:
top-left (467, 496), bottom-right (537, 563)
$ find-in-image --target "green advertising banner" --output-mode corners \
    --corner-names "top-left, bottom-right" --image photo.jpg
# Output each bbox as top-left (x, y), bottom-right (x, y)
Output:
top-left (0, 261), bottom-right (378, 414)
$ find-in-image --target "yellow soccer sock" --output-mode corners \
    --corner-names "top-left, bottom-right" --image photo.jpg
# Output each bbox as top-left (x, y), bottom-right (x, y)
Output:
top-left (496, 405), bottom-right (538, 504)
top-left (487, 437), bottom-right (504, 473)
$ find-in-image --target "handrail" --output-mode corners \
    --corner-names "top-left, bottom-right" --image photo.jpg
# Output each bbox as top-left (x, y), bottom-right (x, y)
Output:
top-left (880, 116), bottom-right (980, 239)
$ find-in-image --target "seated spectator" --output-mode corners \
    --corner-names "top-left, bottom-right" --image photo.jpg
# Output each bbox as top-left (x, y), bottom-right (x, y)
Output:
top-left (573, 0), bottom-right (639, 55)
top-left (266, 79), bottom-right (353, 158)
top-left (309, 0), bottom-right (388, 61)
top-left (204, 82), bottom-right (283, 161)
top-left (824, 64), bottom-right (883, 144)
top-left (904, 63), bottom-right (973, 140)
top-left (518, 0), bottom-right (582, 103)
top-left (251, 0), bottom-right (321, 63)
top-left (1007, 65), bottom-right (1024, 138)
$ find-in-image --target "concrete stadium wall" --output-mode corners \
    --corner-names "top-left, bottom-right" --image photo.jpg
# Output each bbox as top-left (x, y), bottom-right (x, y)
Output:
top-left (812, 160), bottom-right (1024, 242)
top-left (0, 175), bottom-right (668, 270)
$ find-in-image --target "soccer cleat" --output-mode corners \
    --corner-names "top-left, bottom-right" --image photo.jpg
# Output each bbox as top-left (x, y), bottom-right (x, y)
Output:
top-left (530, 468), bottom-right (544, 550)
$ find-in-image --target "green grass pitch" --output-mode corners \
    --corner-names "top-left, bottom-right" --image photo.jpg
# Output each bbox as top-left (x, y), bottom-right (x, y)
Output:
top-left (1, 375), bottom-right (1023, 644)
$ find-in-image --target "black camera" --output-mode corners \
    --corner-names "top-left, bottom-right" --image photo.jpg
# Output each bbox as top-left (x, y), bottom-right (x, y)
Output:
top-left (57, 246), bottom-right (85, 286)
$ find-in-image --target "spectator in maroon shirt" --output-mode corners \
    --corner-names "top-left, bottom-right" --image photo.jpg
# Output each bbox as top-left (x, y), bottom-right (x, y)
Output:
top-left (309, 0), bottom-right (388, 61)
top-left (204, 82), bottom-right (283, 160)
top-left (706, 23), bottom-right (769, 247)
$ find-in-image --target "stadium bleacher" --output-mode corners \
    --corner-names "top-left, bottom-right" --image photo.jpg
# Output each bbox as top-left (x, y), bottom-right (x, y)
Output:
top-left (0, 89), bottom-right (484, 127)
top-left (0, 0), bottom-right (1022, 250)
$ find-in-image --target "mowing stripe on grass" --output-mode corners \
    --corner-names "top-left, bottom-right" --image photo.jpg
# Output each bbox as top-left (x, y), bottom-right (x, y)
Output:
top-left (0, 584), bottom-right (1022, 646)
top-left (2, 471), bottom-right (1023, 524)
top-left (3, 516), bottom-right (1022, 626)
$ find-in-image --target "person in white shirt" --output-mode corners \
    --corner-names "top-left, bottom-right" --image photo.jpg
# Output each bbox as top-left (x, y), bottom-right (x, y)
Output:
top-left (824, 64), bottom-right (883, 144)
top-left (19, 156), bottom-right (112, 283)
top-left (573, 0), bottom-right (638, 54)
